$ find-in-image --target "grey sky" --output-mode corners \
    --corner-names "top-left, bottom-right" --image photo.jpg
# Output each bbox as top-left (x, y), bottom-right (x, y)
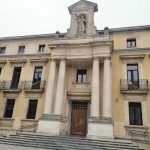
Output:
top-left (0, 0), bottom-right (150, 37)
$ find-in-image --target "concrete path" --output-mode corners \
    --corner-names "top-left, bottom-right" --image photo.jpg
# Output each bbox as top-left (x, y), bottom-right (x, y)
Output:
top-left (0, 144), bottom-right (50, 150)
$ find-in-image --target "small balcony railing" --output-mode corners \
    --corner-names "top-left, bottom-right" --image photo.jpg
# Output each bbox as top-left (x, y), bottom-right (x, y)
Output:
top-left (24, 80), bottom-right (46, 91)
top-left (2, 81), bottom-right (23, 91)
top-left (120, 79), bottom-right (149, 92)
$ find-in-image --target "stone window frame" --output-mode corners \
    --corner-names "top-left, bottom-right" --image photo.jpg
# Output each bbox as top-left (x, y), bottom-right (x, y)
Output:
top-left (0, 47), bottom-right (6, 54)
top-left (25, 99), bottom-right (39, 120)
top-left (124, 95), bottom-right (147, 127)
top-left (120, 54), bottom-right (145, 80)
top-left (0, 61), bottom-right (7, 80)
top-left (73, 68), bottom-right (90, 84)
top-left (29, 64), bottom-right (45, 82)
top-left (126, 38), bottom-right (136, 48)
top-left (38, 44), bottom-right (46, 53)
top-left (18, 45), bottom-right (25, 54)
top-left (29, 59), bottom-right (48, 82)
top-left (8, 62), bottom-right (26, 84)
top-left (2, 98), bottom-right (16, 119)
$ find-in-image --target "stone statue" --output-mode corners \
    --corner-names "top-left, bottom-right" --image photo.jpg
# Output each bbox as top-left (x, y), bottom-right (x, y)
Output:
top-left (77, 15), bottom-right (86, 34)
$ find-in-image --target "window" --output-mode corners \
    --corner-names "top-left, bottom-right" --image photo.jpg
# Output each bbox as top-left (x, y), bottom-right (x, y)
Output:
top-left (76, 69), bottom-right (87, 83)
top-left (0, 67), bottom-right (2, 75)
top-left (10, 67), bottom-right (22, 89)
top-left (26, 100), bottom-right (38, 119)
top-left (127, 64), bottom-right (139, 89)
top-left (127, 39), bottom-right (136, 48)
top-left (32, 66), bottom-right (43, 89)
top-left (0, 47), bottom-right (6, 54)
top-left (38, 45), bottom-right (45, 52)
top-left (18, 46), bottom-right (25, 54)
top-left (129, 102), bottom-right (143, 125)
top-left (3, 99), bottom-right (15, 118)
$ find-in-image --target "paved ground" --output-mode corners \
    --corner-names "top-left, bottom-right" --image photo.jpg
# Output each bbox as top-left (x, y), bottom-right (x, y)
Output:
top-left (0, 144), bottom-right (50, 150)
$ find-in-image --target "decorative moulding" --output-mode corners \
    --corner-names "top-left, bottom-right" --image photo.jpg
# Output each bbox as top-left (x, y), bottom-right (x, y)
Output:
top-left (9, 59), bottom-right (27, 66)
top-left (29, 58), bottom-right (49, 65)
top-left (120, 54), bottom-right (146, 60)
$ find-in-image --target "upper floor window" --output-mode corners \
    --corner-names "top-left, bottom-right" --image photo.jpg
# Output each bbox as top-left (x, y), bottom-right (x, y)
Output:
top-left (10, 67), bottom-right (22, 89)
top-left (129, 102), bottom-right (143, 126)
top-left (38, 45), bottom-right (45, 52)
top-left (18, 46), bottom-right (25, 54)
top-left (127, 64), bottom-right (139, 89)
top-left (0, 47), bottom-right (6, 54)
top-left (127, 38), bottom-right (136, 48)
top-left (32, 66), bottom-right (43, 89)
top-left (3, 99), bottom-right (15, 118)
top-left (76, 69), bottom-right (87, 83)
top-left (0, 67), bottom-right (2, 75)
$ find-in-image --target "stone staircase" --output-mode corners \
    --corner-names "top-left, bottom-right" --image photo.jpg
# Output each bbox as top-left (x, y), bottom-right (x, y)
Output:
top-left (0, 132), bottom-right (145, 150)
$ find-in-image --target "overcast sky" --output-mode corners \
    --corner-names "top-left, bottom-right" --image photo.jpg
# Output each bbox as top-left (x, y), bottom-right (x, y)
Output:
top-left (0, 0), bottom-right (150, 37)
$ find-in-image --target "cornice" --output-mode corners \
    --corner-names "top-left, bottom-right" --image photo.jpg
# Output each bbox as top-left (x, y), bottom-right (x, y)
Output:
top-left (114, 47), bottom-right (150, 53)
top-left (9, 59), bottom-right (27, 64)
top-left (29, 58), bottom-right (49, 64)
top-left (120, 54), bottom-right (146, 60)
top-left (0, 53), bottom-right (51, 58)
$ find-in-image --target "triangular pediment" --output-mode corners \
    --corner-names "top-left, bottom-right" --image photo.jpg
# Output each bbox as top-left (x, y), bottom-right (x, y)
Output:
top-left (68, 0), bottom-right (98, 14)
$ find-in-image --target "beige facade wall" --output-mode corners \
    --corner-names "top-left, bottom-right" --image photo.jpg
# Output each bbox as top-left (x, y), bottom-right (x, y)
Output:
top-left (0, 28), bottom-right (150, 139)
top-left (111, 30), bottom-right (150, 138)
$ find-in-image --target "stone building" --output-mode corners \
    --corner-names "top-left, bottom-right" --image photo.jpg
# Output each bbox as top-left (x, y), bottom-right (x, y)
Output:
top-left (0, 0), bottom-right (150, 140)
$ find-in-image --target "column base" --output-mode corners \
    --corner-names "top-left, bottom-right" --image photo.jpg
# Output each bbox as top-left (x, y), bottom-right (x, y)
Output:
top-left (37, 114), bottom-right (67, 135)
top-left (87, 117), bottom-right (114, 139)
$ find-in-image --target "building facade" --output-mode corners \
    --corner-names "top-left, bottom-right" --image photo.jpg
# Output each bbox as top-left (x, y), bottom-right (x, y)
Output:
top-left (0, 0), bottom-right (150, 140)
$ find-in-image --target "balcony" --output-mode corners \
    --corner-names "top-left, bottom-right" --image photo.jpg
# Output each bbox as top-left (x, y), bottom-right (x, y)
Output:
top-left (120, 79), bottom-right (149, 94)
top-left (24, 80), bottom-right (46, 93)
top-left (0, 81), bottom-right (3, 90)
top-left (2, 81), bottom-right (23, 93)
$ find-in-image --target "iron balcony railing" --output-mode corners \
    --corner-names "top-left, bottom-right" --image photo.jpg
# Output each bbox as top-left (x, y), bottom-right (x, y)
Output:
top-left (24, 80), bottom-right (46, 90)
top-left (2, 81), bottom-right (23, 90)
top-left (120, 79), bottom-right (149, 91)
top-left (0, 81), bottom-right (4, 90)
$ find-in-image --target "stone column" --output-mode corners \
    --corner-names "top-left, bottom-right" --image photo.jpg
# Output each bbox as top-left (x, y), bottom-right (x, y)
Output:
top-left (43, 59), bottom-right (56, 115)
top-left (54, 58), bottom-right (66, 115)
top-left (103, 57), bottom-right (112, 118)
top-left (88, 57), bottom-right (113, 138)
top-left (90, 57), bottom-right (100, 118)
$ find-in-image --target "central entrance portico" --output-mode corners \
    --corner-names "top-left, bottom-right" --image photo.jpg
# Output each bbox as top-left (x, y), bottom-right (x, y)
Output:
top-left (37, 0), bottom-right (114, 139)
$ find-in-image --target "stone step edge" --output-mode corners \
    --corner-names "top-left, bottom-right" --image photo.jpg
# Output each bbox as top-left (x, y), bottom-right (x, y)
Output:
top-left (0, 139), bottom-right (144, 150)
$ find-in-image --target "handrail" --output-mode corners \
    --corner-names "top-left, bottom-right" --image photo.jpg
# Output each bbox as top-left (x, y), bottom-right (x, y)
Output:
top-left (20, 122), bottom-right (38, 132)
top-left (120, 79), bottom-right (149, 91)
top-left (129, 129), bottom-right (149, 142)
top-left (24, 80), bottom-right (46, 90)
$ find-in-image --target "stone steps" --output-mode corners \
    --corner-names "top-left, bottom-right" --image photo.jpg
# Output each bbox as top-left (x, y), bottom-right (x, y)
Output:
top-left (0, 132), bottom-right (145, 150)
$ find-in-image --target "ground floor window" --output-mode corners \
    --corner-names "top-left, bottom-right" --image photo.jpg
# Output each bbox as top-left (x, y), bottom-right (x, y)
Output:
top-left (129, 102), bottom-right (143, 125)
top-left (3, 99), bottom-right (15, 118)
top-left (26, 99), bottom-right (38, 119)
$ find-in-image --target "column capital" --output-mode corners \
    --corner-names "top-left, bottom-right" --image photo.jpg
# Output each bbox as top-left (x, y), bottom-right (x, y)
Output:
top-left (102, 56), bottom-right (111, 61)
top-left (60, 57), bottom-right (66, 62)
top-left (93, 56), bottom-right (100, 61)
top-left (50, 58), bottom-right (56, 62)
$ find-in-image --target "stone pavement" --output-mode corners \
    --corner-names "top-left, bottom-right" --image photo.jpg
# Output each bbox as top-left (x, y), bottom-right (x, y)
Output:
top-left (0, 144), bottom-right (50, 150)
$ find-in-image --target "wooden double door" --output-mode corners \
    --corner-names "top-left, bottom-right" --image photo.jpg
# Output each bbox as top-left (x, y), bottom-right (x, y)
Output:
top-left (71, 102), bottom-right (88, 136)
